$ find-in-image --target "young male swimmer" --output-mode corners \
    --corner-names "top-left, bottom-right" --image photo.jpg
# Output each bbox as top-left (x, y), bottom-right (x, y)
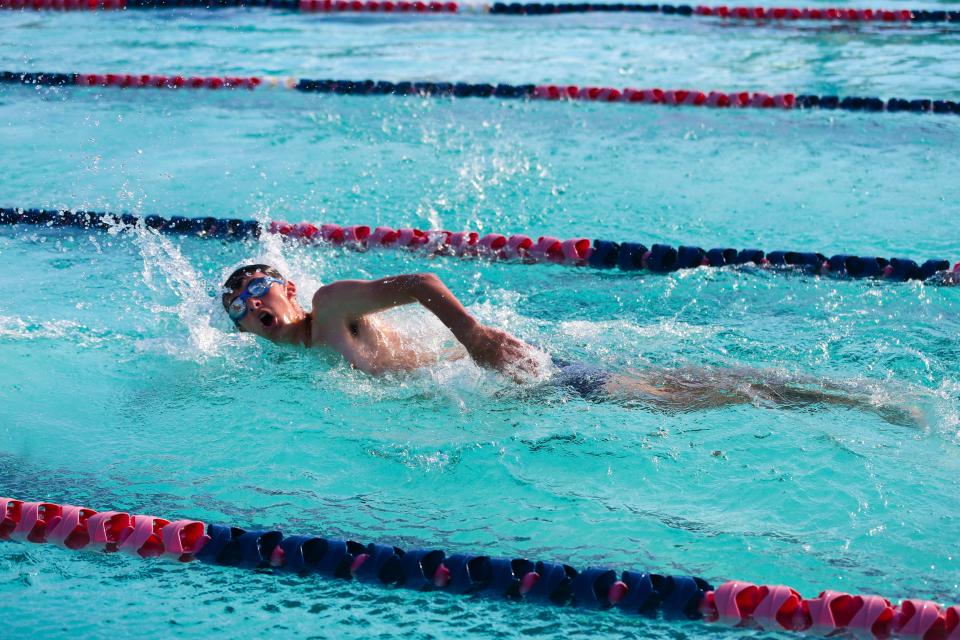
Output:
top-left (222, 264), bottom-right (921, 425)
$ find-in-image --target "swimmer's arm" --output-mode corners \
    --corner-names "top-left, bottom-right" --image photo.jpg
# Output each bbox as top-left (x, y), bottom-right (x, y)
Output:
top-left (311, 273), bottom-right (478, 337)
top-left (312, 274), bottom-right (540, 378)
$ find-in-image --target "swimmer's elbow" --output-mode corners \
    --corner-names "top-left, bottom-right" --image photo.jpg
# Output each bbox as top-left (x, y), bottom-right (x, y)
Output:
top-left (410, 272), bottom-right (440, 287)
top-left (404, 272), bottom-right (445, 297)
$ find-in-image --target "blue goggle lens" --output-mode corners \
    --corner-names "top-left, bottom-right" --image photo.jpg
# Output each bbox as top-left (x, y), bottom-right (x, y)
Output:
top-left (227, 277), bottom-right (284, 322)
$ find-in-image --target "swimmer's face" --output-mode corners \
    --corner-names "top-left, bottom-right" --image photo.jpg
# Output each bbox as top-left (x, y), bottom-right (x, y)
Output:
top-left (224, 271), bottom-right (303, 340)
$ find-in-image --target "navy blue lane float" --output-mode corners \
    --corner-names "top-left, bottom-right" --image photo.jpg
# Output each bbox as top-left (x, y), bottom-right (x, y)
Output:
top-left (3, 496), bottom-right (960, 638)
top-left (3, 70), bottom-right (960, 117)
top-left (1, 207), bottom-right (958, 284)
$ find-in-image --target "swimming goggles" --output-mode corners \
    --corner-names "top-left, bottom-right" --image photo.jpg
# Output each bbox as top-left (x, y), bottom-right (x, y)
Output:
top-left (227, 276), bottom-right (285, 322)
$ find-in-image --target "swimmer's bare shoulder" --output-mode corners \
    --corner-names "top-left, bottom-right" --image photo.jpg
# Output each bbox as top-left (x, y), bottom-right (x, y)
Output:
top-left (308, 280), bottom-right (390, 374)
top-left (309, 282), bottom-right (362, 342)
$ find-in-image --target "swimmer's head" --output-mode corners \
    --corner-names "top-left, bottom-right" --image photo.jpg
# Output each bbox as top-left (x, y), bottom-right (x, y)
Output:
top-left (222, 264), bottom-right (306, 342)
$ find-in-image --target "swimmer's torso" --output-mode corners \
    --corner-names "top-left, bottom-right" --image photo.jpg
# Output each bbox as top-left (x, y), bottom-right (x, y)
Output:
top-left (311, 309), bottom-right (451, 375)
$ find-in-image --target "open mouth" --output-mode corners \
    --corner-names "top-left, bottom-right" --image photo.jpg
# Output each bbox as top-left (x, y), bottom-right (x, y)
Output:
top-left (258, 310), bottom-right (275, 328)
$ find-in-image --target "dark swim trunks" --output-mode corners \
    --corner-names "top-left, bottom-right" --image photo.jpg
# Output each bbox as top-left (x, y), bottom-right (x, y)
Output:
top-left (551, 359), bottom-right (611, 399)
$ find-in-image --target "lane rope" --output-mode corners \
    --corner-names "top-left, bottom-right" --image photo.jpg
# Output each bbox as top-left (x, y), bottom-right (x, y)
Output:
top-left (2, 496), bottom-right (959, 638)
top-left (3, 70), bottom-right (960, 116)
top-left (1, 0), bottom-right (958, 25)
top-left (3, 207), bottom-right (958, 284)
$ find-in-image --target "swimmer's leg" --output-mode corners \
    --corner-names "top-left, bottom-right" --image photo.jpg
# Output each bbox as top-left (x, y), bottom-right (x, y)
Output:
top-left (744, 378), bottom-right (925, 427)
top-left (597, 368), bottom-right (925, 427)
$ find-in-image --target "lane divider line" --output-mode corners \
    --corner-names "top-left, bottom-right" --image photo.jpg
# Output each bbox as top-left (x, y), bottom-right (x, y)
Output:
top-left (2, 207), bottom-right (958, 284)
top-left (3, 70), bottom-right (960, 116)
top-left (1, 0), bottom-right (958, 26)
top-left (2, 496), bottom-right (959, 639)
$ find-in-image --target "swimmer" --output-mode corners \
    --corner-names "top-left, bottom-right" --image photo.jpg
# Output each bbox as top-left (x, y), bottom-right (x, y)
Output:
top-left (222, 264), bottom-right (923, 426)
top-left (222, 264), bottom-right (541, 378)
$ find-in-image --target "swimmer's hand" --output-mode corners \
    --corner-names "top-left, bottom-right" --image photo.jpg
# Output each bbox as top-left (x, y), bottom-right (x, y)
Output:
top-left (456, 323), bottom-right (542, 382)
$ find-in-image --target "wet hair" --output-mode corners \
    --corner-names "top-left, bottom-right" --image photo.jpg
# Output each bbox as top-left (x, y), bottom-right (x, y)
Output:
top-left (221, 263), bottom-right (285, 311)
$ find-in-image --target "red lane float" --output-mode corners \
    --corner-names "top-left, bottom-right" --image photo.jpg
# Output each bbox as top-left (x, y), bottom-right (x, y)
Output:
top-left (116, 514), bottom-right (171, 558)
top-left (535, 84), bottom-right (798, 109)
top-left (161, 520), bottom-right (212, 560)
top-left (3, 501), bottom-right (62, 542)
top-left (267, 220), bottom-right (594, 265)
top-left (694, 5), bottom-right (914, 22)
top-left (46, 505), bottom-right (98, 549)
top-left (298, 0), bottom-right (458, 11)
top-left (75, 73), bottom-right (263, 89)
top-left (700, 581), bottom-right (960, 639)
top-left (0, 498), bottom-right (207, 559)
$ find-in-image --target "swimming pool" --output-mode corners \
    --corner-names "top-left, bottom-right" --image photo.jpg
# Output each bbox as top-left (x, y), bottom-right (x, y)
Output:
top-left (2, 4), bottom-right (960, 637)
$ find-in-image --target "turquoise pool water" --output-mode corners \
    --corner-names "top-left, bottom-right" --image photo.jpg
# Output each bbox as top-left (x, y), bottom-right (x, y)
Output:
top-left (2, 5), bottom-right (960, 638)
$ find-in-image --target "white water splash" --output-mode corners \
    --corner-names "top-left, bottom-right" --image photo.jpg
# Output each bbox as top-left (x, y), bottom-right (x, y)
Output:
top-left (131, 223), bottom-right (246, 361)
